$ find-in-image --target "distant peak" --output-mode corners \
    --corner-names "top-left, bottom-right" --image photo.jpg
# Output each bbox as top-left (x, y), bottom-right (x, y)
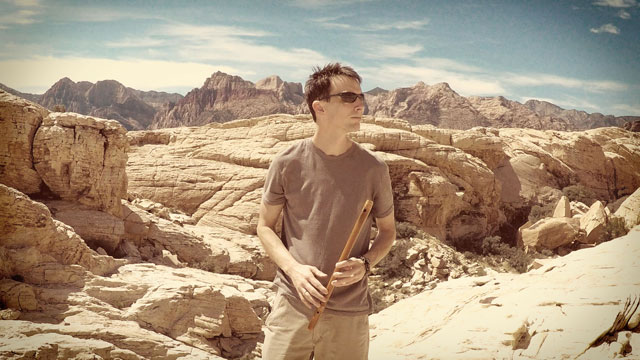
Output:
top-left (366, 87), bottom-right (388, 96)
top-left (432, 82), bottom-right (452, 91)
top-left (55, 77), bottom-right (75, 85)
top-left (256, 75), bottom-right (284, 90)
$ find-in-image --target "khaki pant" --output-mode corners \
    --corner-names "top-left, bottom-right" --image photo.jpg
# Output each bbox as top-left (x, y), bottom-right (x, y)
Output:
top-left (262, 291), bottom-right (369, 360)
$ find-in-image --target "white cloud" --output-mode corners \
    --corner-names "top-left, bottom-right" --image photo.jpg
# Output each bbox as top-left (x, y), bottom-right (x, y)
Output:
top-left (368, 19), bottom-right (429, 31)
top-left (105, 37), bottom-right (167, 48)
top-left (504, 73), bottom-right (628, 92)
top-left (0, 8), bottom-right (40, 26)
top-left (313, 17), bottom-right (428, 31)
top-left (593, 0), bottom-right (637, 7)
top-left (590, 23), bottom-right (621, 34)
top-left (618, 9), bottom-right (632, 18)
top-left (364, 43), bottom-right (423, 59)
top-left (107, 23), bottom-right (329, 70)
top-left (415, 58), bottom-right (484, 73)
top-left (289, 0), bottom-right (373, 8)
top-left (0, 56), bottom-right (244, 93)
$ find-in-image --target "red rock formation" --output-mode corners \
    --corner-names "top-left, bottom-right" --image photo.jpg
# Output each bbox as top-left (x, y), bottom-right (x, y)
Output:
top-left (150, 72), bottom-right (305, 129)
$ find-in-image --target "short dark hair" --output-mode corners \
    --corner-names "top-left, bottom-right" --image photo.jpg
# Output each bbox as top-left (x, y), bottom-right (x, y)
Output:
top-left (304, 63), bottom-right (362, 122)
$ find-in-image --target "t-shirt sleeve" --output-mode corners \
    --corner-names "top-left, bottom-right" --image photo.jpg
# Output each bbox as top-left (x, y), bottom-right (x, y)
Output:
top-left (262, 157), bottom-right (286, 205)
top-left (373, 162), bottom-right (394, 218)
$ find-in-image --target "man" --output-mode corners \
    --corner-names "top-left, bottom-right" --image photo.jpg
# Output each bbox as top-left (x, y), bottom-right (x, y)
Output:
top-left (257, 63), bottom-right (396, 360)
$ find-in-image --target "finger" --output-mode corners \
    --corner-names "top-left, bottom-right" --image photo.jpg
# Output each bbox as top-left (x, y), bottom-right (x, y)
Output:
top-left (306, 285), bottom-right (327, 303)
top-left (304, 288), bottom-right (323, 307)
top-left (307, 273), bottom-right (328, 295)
top-left (334, 259), bottom-right (355, 270)
top-left (299, 289), bottom-right (312, 309)
top-left (311, 267), bottom-right (328, 279)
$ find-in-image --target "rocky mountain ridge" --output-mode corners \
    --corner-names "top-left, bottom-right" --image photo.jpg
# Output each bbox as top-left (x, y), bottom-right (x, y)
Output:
top-left (3, 72), bottom-right (638, 131)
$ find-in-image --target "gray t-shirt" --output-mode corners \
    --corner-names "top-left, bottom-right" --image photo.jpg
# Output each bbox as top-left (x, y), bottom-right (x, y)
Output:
top-left (262, 138), bottom-right (394, 315)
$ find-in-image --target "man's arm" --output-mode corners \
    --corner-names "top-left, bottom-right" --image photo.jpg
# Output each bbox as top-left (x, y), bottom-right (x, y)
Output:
top-left (256, 201), bottom-right (328, 309)
top-left (332, 211), bottom-right (396, 287)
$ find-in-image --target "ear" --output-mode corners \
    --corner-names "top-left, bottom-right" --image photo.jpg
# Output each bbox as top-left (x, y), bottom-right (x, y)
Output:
top-left (312, 100), bottom-right (325, 116)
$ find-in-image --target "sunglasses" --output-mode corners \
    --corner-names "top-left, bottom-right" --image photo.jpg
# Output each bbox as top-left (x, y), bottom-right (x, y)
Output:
top-left (321, 92), bottom-right (365, 103)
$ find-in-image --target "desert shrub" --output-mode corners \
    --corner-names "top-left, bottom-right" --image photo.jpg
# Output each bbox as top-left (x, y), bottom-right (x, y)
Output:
top-left (562, 185), bottom-right (596, 206)
top-left (481, 236), bottom-right (532, 273)
top-left (528, 202), bottom-right (555, 224)
top-left (449, 236), bottom-right (482, 254)
top-left (601, 216), bottom-right (629, 243)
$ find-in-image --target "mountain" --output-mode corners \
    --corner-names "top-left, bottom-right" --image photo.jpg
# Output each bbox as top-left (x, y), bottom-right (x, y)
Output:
top-left (149, 72), bottom-right (306, 129)
top-left (524, 99), bottom-right (627, 130)
top-left (468, 96), bottom-right (570, 130)
top-left (3, 73), bottom-right (639, 131)
top-left (365, 82), bottom-right (491, 129)
top-left (38, 78), bottom-right (183, 130)
top-left (0, 83), bottom-right (41, 103)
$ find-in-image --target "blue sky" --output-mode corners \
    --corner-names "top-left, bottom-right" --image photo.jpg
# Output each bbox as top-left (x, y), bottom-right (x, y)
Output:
top-left (1, 0), bottom-right (638, 116)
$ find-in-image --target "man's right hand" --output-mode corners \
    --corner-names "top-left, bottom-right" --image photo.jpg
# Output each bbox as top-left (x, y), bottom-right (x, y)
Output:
top-left (287, 264), bottom-right (328, 309)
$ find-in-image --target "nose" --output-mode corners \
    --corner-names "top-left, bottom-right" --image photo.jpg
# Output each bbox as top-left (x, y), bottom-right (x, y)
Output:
top-left (354, 96), bottom-right (365, 112)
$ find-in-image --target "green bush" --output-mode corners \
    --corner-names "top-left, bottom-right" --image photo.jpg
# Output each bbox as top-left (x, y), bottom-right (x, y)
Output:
top-left (601, 216), bottom-right (629, 242)
top-left (481, 236), bottom-right (532, 273)
top-left (562, 185), bottom-right (596, 206)
top-left (528, 202), bottom-right (555, 224)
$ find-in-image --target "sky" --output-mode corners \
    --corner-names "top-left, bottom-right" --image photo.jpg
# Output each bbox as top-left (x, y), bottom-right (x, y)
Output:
top-left (0, 0), bottom-right (639, 116)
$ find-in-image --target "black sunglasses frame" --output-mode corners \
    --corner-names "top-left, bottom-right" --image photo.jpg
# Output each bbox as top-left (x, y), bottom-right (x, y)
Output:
top-left (320, 92), bottom-right (365, 103)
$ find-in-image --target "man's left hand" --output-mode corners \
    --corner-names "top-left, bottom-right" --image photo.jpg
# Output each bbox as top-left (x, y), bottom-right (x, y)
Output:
top-left (331, 257), bottom-right (367, 287)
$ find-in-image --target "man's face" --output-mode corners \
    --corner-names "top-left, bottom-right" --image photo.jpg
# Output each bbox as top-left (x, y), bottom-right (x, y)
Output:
top-left (320, 75), bottom-right (365, 133)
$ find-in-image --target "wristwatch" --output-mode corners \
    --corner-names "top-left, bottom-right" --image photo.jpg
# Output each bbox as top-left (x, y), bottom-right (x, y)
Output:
top-left (358, 255), bottom-right (371, 276)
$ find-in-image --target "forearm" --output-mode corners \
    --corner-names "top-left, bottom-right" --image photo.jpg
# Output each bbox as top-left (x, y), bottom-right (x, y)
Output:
top-left (256, 225), bottom-right (300, 275)
top-left (364, 227), bottom-right (396, 267)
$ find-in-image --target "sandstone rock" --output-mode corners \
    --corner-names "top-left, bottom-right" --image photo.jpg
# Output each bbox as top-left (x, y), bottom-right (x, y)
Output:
top-left (521, 217), bottom-right (583, 250)
top-left (0, 184), bottom-right (124, 281)
top-left (33, 112), bottom-right (128, 217)
top-left (369, 229), bottom-right (640, 359)
top-left (570, 200), bottom-right (590, 216)
top-left (0, 90), bottom-right (48, 194)
top-left (46, 200), bottom-right (125, 254)
top-left (1, 182), bottom-right (273, 359)
top-left (553, 195), bottom-right (571, 218)
top-left (615, 187), bottom-right (640, 230)
top-left (0, 279), bottom-right (37, 311)
top-left (579, 201), bottom-right (608, 244)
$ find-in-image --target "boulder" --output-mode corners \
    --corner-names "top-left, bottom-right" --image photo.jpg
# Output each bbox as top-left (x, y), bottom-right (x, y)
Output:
top-left (520, 217), bottom-right (583, 250)
top-left (615, 187), bottom-right (640, 230)
top-left (0, 91), bottom-right (48, 194)
top-left (553, 195), bottom-right (571, 218)
top-left (33, 112), bottom-right (128, 217)
top-left (579, 201), bottom-right (608, 244)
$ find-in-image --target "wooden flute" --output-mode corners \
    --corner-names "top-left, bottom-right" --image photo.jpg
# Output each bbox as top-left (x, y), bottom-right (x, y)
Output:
top-left (307, 199), bottom-right (374, 330)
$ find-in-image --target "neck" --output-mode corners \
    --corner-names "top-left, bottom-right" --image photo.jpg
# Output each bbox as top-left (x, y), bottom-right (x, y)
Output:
top-left (312, 127), bottom-right (352, 156)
